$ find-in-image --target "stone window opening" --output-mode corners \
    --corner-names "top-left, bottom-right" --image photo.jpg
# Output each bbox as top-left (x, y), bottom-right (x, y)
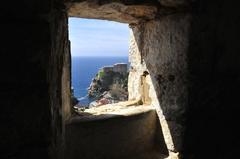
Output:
top-left (68, 17), bottom-right (146, 117)
top-left (66, 18), bottom-right (156, 119)
top-left (63, 1), bottom-right (177, 159)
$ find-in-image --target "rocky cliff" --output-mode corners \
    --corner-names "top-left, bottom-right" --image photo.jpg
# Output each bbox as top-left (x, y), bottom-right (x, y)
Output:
top-left (88, 64), bottom-right (128, 106)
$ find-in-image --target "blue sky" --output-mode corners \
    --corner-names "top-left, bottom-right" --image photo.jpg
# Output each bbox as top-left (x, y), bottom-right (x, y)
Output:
top-left (69, 18), bottom-right (129, 57)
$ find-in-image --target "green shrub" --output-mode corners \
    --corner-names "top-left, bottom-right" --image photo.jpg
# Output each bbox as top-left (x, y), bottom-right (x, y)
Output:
top-left (98, 69), bottom-right (105, 79)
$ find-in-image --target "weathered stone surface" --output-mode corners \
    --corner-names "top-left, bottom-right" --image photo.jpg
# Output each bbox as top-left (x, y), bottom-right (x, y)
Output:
top-left (68, 1), bottom-right (158, 23)
top-left (65, 107), bottom-right (168, 159)
top-left (128, 14), bottom-right (190, 155)
top-left (128, 29), bottom-right (147, 100)
top-left (48, 10), bottom-right (71, 159)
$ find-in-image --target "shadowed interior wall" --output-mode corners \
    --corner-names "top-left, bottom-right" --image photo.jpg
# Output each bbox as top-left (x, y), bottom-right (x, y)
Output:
top-left (183, 0), bottom-right (240, 158)
top-left (0, 0), bottom-right (69, 158)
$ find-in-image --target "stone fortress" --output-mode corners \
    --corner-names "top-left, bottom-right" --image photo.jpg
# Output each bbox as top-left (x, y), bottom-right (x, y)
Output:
top-left (101, 63), bottom-right (128, 75)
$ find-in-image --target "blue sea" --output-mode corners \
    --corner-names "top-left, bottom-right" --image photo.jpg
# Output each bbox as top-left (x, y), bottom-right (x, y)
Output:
top-left (71, 56), bottom-right (129, 105)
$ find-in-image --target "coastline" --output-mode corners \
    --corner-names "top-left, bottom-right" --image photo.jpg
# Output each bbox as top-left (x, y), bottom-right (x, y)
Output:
top-left (71, 56), bottom-right (129, 106)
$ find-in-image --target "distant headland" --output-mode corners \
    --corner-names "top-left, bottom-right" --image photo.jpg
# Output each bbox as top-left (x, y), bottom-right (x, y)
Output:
top-left (87, 63), bottom-right (128, 107)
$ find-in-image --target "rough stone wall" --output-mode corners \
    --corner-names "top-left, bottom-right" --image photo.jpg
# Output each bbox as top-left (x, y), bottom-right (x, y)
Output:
top-left (48, 6), bottom-right (71, 158)
top-left (62, 39), bottom-right (72, 121)
top-left (128, 14), bottom-right (190, 157)
top-left (0, 0), bottom-right (70, 158)
top-left (128, 29), bottom-right (147, 101)
top-left (67, 0), bottom-right (158, 23)
top-left (67, 0), bottom-right (191, 24)
top-left (128, 1), bottom-right (240, 158)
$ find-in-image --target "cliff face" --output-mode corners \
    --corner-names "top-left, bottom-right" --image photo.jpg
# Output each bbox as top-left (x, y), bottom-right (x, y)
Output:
top-left (88, 64), bottom-right (128, 106)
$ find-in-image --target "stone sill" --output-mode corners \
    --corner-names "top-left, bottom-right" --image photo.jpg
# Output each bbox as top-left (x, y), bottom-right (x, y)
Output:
top-left (68, 101), bottom-right (155, 123)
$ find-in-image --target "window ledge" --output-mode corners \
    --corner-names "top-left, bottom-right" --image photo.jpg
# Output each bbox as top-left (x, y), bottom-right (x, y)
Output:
top-left (68, 101), bottom-right (155, 123)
